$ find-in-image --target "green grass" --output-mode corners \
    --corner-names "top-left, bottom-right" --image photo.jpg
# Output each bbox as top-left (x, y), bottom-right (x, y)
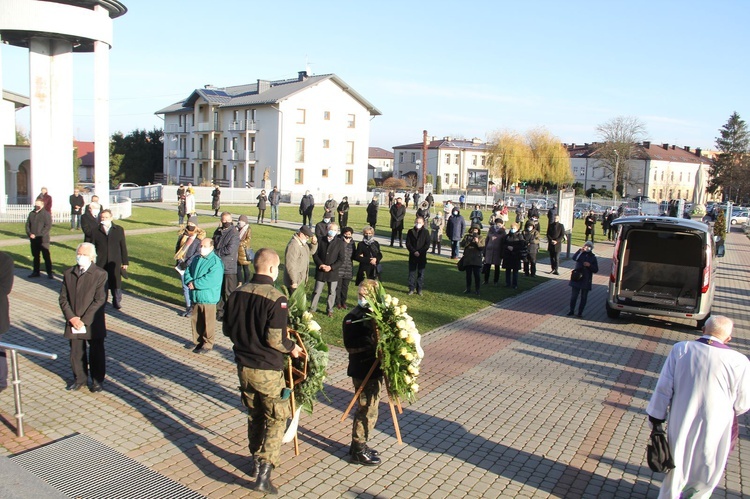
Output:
top-left (1, 205), bottom-right (591, 346)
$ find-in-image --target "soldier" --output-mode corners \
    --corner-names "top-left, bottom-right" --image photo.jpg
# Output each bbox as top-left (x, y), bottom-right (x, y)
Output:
top-left (224, 248), bottom-right (303, 494)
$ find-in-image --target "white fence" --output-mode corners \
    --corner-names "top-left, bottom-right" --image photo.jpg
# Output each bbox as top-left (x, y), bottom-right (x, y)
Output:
top-left (0, 197), bottom-right (132, 223)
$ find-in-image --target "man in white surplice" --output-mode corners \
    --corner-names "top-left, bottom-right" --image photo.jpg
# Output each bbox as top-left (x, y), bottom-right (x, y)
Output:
top-left (647, 315), bottom-right (750, 498)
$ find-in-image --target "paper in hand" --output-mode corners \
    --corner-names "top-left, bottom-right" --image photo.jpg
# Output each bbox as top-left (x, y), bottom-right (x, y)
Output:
top-left (72, 325), bottom-right (87, 335)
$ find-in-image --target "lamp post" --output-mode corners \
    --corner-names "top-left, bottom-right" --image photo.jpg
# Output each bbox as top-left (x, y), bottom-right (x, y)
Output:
top-left (415, 159), bottom-right (421, 192)
top-left (613, 149), bottom-right (619, 206)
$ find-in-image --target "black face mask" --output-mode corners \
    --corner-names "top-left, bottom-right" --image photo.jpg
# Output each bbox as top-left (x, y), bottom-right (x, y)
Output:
top-left (222, 222), bottom-right (232, 229)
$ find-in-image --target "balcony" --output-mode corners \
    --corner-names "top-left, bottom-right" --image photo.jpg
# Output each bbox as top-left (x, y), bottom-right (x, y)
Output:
top-left (229, 151), bottom-right (257, 162)
top-left (228, 120), bottom-right (258, 133)
top-left (168, 150), bottom-right (187, 159)
top-left (195, 122), bottom-right (221, 132)
top-left (195, 151), bottom-right (210, 160)
top-left (165, 124), bottom-right (186, 133)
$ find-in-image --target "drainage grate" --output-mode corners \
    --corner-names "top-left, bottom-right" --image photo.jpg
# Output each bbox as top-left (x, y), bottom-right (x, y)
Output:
top-left (10, 434), bottom-right (205, 499)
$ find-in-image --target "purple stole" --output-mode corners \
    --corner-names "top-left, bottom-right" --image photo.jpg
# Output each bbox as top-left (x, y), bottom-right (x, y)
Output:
top-left (696, 336), bottom-right (738, 451)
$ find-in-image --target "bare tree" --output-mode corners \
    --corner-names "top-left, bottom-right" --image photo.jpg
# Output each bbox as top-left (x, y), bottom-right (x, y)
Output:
top-left (594, 116), bottom-right (648, 198)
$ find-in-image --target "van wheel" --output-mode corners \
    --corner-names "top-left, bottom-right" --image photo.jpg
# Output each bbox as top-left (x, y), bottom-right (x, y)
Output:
top-left (696, 314), bottom-right (710, 329)
top-left (606, 303), bottom-right (621, 319)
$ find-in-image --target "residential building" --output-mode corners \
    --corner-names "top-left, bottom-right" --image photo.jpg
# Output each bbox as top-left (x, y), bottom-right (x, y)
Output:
top-left (74, 140), bottom-right (95, 181)
top-left (156, 71), bottom-right (380, 196)
top-left (368, 147), bottom-right (394, 181)
top-left (568, 141), bottom-right (714, 203)
top-left (393, 137), bottom-right (489, 191)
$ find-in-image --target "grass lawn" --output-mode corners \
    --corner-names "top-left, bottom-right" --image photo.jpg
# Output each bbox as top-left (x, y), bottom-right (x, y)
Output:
top-left (2, 204), bottom-right (590, 346)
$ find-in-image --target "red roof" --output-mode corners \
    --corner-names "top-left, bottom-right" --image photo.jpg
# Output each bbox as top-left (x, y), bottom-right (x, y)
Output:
top-left (74, 141), bottom-right (95, 167)
top-left (368, 147), bottom-right (394, 159)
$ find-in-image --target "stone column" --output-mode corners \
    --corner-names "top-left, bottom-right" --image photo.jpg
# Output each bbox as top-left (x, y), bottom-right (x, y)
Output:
top-left (94, 33), bottom-right (110, 207)
top-left (0, 34), bottom-right (5, 212)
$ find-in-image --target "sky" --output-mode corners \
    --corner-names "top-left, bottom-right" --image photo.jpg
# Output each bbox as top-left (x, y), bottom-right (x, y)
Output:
top-left (3, 0), bottom-right (749, 151)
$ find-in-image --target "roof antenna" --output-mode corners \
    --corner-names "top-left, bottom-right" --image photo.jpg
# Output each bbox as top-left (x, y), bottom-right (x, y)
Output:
top-left (305, 55), bottom-right (313, 76)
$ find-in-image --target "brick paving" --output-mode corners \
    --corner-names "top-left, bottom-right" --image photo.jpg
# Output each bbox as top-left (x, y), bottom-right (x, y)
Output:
top-left (0, 224), bottom-right (749, 498)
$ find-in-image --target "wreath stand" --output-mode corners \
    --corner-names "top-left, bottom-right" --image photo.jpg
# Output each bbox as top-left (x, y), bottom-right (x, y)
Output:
top-left (340, 358), bottom-right (404, 445)
top-left (285, 329), bottom-right (308, 456)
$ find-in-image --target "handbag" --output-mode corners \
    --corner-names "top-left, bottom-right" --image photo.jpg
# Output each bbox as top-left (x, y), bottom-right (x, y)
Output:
top-left (245, 247), bottom-right (255, 262)
top-left (457, 256), bottom-right (466, 272)
top-left (571, 269), bottom-right (584, 282)
top-left (647, 423), bottom-right (675, 473)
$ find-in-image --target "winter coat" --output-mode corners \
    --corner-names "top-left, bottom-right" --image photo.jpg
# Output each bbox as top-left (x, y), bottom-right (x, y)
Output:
top-left (390, 203), bottom-right (406, 230)
top-left (502, 231), bottom-right (526, 270)
top-left (174, 227), bottom-right (205, 270)
top-left (313, 236), bottom-right (345, 283)
top-left (0, 252), bottom-right (13, 335)
top-left (185, 194), bottom-right (196, 215)
top-left (569, 249), bottom-right (599, 291)
top-left (299, 194), bottom-right (315, 215)
top-left (184, 250), bottom-right (224, 304)
top-left (268, 190), bottom-right (281, 206)
top-left (212, 225), bottom-right (240, 274)
top-left (211, 188), bottom-right (221, 210)
top-left (430, 216), bottom-right (444, 243)
top-left (469, 209), bottom-right (484, 228)
top-left (547, 221), bottom-right (565, 254)
top-left (283, 234), bottom-right (317, 289)
top-left (25, 208), bottom-right (52, 249)
top-left (237, 224), bottom-right (253, 266)
top-left (59, 264), bottom-right (108, 340)
top-left (446, 213), bottom-right (466, 241)
top-left (69, 194), bottom-right (84, 215)
top-left (256, 194), bottom-right (267, 210)
top-left (337, 200), bottom-right (350, 226)
top-left (81, 210), bottom-right (99, 243)
top-left (366, 201), bottom-right (379, 227)
top-left (324, 198), bottom-right (337, 213)
top-left (354, 239), bottom-right (382, 284)
top-left (337, 235), bottom-right (355, 280)
top-left (522, 226), bottom-right (541, 257)
top-left (460, 232), bottom-right (485, 267)
top-left (91, 223), bottom-right (129, 289)
top-left (406, 226), bottom-right (431, 265)
top-left (484, 226), bottom-right (506, 266)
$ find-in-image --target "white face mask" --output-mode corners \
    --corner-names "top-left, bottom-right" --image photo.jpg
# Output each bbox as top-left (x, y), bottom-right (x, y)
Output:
top-left (238, 221), bottom-right (246, 228)
top-left (76, 255), bottom-right (91, 268)
top-left (101, 220), bottom-right (112, 228)
top-left (415, 223), bottom-right (423, 229)
top-left (200, 247), bottom-right (212, 257)
top-left (358, 297), bottom-right (369, 308)
top-left (92, 210), bottom-right (100, 217)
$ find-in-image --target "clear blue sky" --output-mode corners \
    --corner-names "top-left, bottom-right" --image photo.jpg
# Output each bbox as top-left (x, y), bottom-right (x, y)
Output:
top-left (3, 0), bottom-right (748, 151)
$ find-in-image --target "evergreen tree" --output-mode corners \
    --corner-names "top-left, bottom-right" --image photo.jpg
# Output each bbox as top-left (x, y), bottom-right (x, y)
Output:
top-left (709, 112), bottom-right (750, 203)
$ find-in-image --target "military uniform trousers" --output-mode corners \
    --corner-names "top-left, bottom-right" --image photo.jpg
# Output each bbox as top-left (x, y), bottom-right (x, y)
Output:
top-left (238, 366), bottom-right (290, 467)
top-left (351, 376), bottom-right (383, 445)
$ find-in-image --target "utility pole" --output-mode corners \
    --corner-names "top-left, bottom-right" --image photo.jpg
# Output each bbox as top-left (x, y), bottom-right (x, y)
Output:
top-left (613, 149), bottom-right (619, 205)
top-left (421, 130), bottom-right (428, 194)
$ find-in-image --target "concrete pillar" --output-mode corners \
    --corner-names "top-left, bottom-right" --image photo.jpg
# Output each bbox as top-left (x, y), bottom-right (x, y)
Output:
top-left (29, 36), bottom-right (74, 209)
top-left (94, 33), bottom-right (110, 207)
top-left (0, 34), bottom-right (5, 212)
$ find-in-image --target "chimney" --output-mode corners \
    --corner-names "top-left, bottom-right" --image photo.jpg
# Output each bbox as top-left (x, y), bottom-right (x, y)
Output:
top-left (257, 79), bottom-right (270, 93)
top-left (298, 70), bottom-right (308, 81)
top-left (683, 146), bottom-right (690, 152)
top-left (643, 141), bottom-right (651, 148)
top-left (204, 84), bottom-right (214, 89)
top-left (695, 148), bottom-right (702, 157)
top-left (662, 143), bottom-right (669, 150)
top-left (671, 145), bottom-right (676, 150)
top-left (571, 143), bottom-right (576, 149)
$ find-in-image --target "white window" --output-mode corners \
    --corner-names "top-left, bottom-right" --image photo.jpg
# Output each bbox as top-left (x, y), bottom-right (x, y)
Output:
top-left (345, 169), bottom-right (354, 184)
top-left (323, 139), bottom-right (330, 149)
top-left (455, 154), bottom-right (460, 165)
top-left (411, 152), bottom-right (416, 162)
top-left (297, 109), bottom-right (306, 124)
top-left (323, 111), bottom-right (330, 120)
top-left (444, 173), bottom-right (450, 184)
top-left (346, 141), bottom-right (354, 164)
top-left (347, 114), bottom-right (355, 128)
top-left (295, 138), bottom-right (305, 162)
top-left (453, 174), bottom-right (459, 184)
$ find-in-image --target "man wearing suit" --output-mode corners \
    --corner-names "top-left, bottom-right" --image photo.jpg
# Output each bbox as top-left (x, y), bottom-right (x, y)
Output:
top-left (309, 222), bottom-right (345, 317)
top-left (91, 209), bottom-right (129, 309)
top-left (25, 199), bottom-right (53, 279)
top-left (546, 215), bottom-right (566, 275)
top-left (81, 201), bottom-right (101, 243)
top-left (59, 243), bottom-right (108, 392)
top-left (0, 252), bottom-right (14, 391)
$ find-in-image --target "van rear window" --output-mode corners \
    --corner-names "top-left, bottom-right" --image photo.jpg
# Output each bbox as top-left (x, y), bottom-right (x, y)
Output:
top-left (626, 230), bottom-right (702, 266)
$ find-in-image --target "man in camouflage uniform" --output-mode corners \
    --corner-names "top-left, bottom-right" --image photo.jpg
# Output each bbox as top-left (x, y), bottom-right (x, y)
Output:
top-left (343, 279), bottom-right (382, 466)
top-left (224, 248), bottom-right (303, 494)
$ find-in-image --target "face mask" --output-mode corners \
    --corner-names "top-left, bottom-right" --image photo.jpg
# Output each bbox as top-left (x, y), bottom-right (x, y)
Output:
top-left (92, 210), bottom-right (100, 217)
top-left (453, 211), bottom-right (458, 216)
top-left (415, 223), bottom-right (423, 229)
top-left (101, 220), bottom-right (112, 228)
top-left (509, 228), bottom-right (517, 234)
top-left (327, 230), bottom-right (337, 238)
top-left (35, 205), bottom-right (42, 211)
top-left (200, 247), bottom-right (211, 257)
top-left (186, 225), bottom-right (196, 233)
top-left (76, 255), bottom-right (90, 268)
top-left (472, 231), bottom-right (479, 236)
top-left (222, 222), bottom-right (232, 229)
top-left (238, 221), bottom-right (246, 228)
top-left (364, 235), bottom-right (373, 241)
top-left (343, 235), bottom-right (352, 241)
top-left (324, 218), bottom-right (331, 223)
top-left (526, 226), bottom-right (532, 231)
top-left (358, 298), bottom-right (369, 308)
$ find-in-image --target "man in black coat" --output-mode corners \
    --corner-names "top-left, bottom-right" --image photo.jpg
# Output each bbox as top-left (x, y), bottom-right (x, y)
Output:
top-left (310, 223), bottom-right (345, 316)
top-left (584, 210), bottom-right (596, 242)
top-left (315, 212), bottom-right (333, 241)
top-left (59, 243), bottom-right (108, 392)
top-left (389, 197), bottom-right (406, 247)
top-left (69, 188), bottom-right (85, 230)
top-left (25, 199), bottom-right (53, 278)
top-left (212, 212), bottom-right (240, 321)
top-left (366, 196), bottom-right (379, 230)
top-left (0, 252), bottom-right (13, 391)
top-left (91, 209), bottom-right (129, 309)
top-left (546, 215), bottom-right (566, 275)
top-left (81, 201), bottom-right (101, 243)
top-left (299, 190), bottom-right (315, 228)
top-left (343, 279), bottom-right (382, 466)
top-left (406, 216), bottom-right (431, 295)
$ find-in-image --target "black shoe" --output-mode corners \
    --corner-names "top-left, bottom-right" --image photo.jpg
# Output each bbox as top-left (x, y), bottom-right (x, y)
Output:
top-left (192, 344), bottom-right (204, 353)
top-left (28, 273), bottom-right (40, 278)
top-left (552, 270), bottom-right (559, 275)
top-left (90, 380), bottom-right (103, 393)
top-left (417, 290), bottom-right (423, 296)
top-left (567, 311), bottom-right (574, 316)
top-left (248, 456), bottom-right (259, 480)
top-left (196, 348), bottom-right (212, 355)
top-left (577, 313), bottom-right (583, 318)
top-left (475, 290), bottom-right (480, 296)
top-left (216, 315), bottom-right (223, 322)
top-left (350, 444), bottom-right (381, 466)
top-left (184, 342), bottom-right (197, 349)
top-left (348, 443), bottom-right (380, 457)
top-left (463, 289), bottom-right (471, 294)
top-left (253, 462), bottom-right (278, 495)
top-left (482, 280), bottom-right (489, 285)
top-left (48, 273), bottom-right (54, 279)
top-left (67, 381), bottom-right (86, 391)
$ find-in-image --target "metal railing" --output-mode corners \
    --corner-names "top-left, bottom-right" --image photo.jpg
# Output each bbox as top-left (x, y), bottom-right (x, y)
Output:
top-left (0, 341), bottom-right (57, 437)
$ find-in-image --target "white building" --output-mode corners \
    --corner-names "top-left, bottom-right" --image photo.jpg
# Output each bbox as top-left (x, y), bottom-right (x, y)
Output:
top-left (568, 142), bottom-right (714, 202)
top-left (156, 71), bottom-right (380, 197)
top-left (368, 147), bottom-right (394, 181)
top-left (393, 137), bottom-right (489, 191)
top-left (2, 90), bottom-right (31, 203)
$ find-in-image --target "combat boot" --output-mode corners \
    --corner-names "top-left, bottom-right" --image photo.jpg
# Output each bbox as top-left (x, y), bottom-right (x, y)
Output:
top-left (253, 462), bottom-right (278, 495)
top-left (247, 455), bottom-right (259, 480)
top-left (350, 442), bottom-right (381, 466)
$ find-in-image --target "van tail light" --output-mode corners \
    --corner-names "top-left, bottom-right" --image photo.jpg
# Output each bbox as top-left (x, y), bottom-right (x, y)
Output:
top-left (701, 244), bottom-right (711, 293)
top-left (610, 234), bottom-right (621, 283)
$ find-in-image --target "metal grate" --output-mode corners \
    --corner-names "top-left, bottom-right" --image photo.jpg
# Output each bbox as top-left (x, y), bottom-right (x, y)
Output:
top-left (10, 434), bottom-right (205, 499)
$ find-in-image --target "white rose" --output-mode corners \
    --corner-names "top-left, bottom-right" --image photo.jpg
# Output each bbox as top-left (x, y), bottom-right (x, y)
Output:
top-left (308, 321), bottom-right (321, 332)
top-left (404, 375), bottom-right (412, 383)
top-left (400, 347), bottom-right (408, 356)
top-left (392, 297), bottom-right (399, 306)
top-left (404, 352), bottom-right (414, 362)
top-left (399, 329), bottom-right (409, 339)
top-left (405, 333), bottom-right (415, 344)
top-left (408, 365), bottom-right (419, 375)
top-left (411, 383), bottom-right (419, 393)
top-left (397, 320), bottom-right (406, 330)
top-left (302, 311), bottom-right (313, 322)
top-left (384, 294), bottom-right (392, 305)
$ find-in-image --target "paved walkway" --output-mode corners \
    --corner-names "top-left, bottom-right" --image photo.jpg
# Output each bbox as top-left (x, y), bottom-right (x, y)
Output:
top-left (0, 227), bottom-right (749, 498)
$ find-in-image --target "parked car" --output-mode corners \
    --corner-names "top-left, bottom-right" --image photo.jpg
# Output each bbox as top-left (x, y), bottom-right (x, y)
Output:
top-left (527, 198), bottom-right (549, 210)
top-left (730, 211), bottom-right (749, 225)
top-left (115, 182), bottom-right (139, 189)
top-left (606, 216), bottom-right (721, 328)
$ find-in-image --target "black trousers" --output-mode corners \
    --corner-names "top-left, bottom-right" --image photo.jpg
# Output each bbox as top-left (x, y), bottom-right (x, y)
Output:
top-left (570, 287), bottom-right (590, 314)
top-left (550, 250), bottom-right (561, 272)
top-left (217, 273), bottom-right (238, 319)
top-left (30, 238), bottom-right (52, 275)
top-left (482, 263), bottom-right (501, 283)
top-left (465, 265), bottom-right (481, 291)
top-left (302, 212), bottom-right (313, 227)
top-left (336, 277), bottom-right (352, 307)
top-left (390, 228), bottom-right (403, 246)
top-left (70, 338), bottom-right (105, 383)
